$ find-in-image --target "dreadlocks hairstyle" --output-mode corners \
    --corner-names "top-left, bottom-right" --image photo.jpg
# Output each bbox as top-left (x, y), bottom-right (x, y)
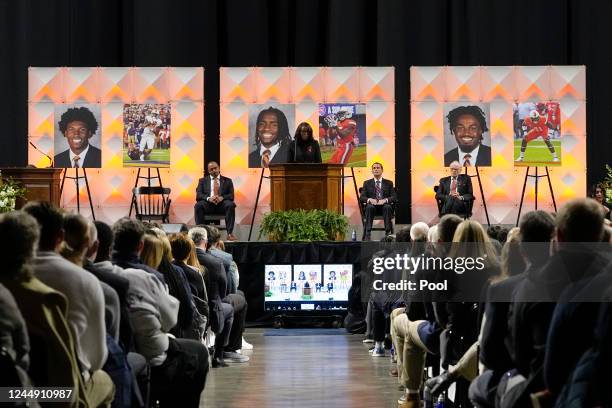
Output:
top-left (254, 107), bottom-right (291, 148)
top-left (447, 105), bottom-right (489, 134)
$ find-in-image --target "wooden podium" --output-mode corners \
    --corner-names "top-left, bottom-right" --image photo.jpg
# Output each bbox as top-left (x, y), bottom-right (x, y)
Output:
top-left (0, 167), bottom-right (63, 209)
top-left (269, 163), bottom-right (343, 213)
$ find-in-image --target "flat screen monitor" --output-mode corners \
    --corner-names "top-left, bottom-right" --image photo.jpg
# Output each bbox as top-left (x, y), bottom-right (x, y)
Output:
top-left (264, 264), bottom-right (352, 311)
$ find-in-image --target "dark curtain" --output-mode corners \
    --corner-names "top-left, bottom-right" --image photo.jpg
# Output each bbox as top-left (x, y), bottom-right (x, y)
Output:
top-left (1, 0), bottom-right (609, 223)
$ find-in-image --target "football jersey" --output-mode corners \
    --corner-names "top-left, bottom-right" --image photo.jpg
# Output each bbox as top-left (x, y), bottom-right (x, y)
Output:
top-left (546, 102), bottom-right (560, 128)
top-left (336, 119), bottom-right (357, 144)
top-left (524, 116), bottom-right (548, 137)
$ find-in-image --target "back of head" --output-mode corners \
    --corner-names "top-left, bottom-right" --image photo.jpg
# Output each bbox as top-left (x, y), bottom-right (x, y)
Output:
top-left (556, 198), bottom-right (604, 242)
top-left (60, 213), bottom-right (90, 263)
top-left (94, 221), bottom-right (114, 262)
top-left (112, 217), bottom-right (145, 254)
top-left (188, 227), bottom-right (208, 247)
top-left (207, 226), bottom-right (221, 245)
top-left (499, 234), bottom-right (527, 280)
top-left (141, 234), bottom-right (163, 269)
top-left (410, 222), bottom-right (429, 242)
top-left (438, 214), bottom-right (463, 243)
top-left (0, 211), bottom-right (40, 282)
top-left (427, 225), bottom-right (439, 243)
top-left (451, 220), bottom-right (498, 262)
top-left (519, 210), bottom-right (555, 264)
top-left (395, 225), bottom-right (411, 242)
top-left (169, 233), bottom-right (193, 262)
top-left (22, 201), bottom-right (64, 251)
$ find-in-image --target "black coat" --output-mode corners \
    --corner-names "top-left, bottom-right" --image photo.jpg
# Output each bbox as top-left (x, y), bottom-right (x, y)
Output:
top-left (248, 143), bottom-right (290, 168)
top-left (288, 139), bottom-right (322, 163)
top-left (54, 145), bottom-right (102, 168)
top-left (443, 144), bottom-right (492, 166)
top-left (195, 175), bottom-right (234, 202)
top-left (196, 247), bottom-right (228, 333)
top-left (359, 178), bottom-right (397, 204)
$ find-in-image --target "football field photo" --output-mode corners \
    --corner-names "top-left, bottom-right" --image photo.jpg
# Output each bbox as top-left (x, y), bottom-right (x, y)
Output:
top-left (320, 145), bottom-right (367, 168)
top-left (513, 139), bottom-right (562, 167)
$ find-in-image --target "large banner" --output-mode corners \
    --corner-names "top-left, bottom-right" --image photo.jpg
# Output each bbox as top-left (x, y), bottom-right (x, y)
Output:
top-left (220, 67), bottom-right (395, 225)
top-left (410, 66), bottom-right (586, 224)
top-left (29, 67), bottom-right (204, 223)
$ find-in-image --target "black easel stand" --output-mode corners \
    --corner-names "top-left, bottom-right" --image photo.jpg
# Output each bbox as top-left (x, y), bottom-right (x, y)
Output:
top-left (516, 166), bottom-right (557, 226)
top-left (128, 167), bottom-right (164, 218)
top-left (248, 167), bottom-right (270, 241)
top-left (465, 166), bottom-right (490, 226)
top-left (341, 167), bottom-right (361, 217)
top-left (59, 167), bottom-right (96, 220)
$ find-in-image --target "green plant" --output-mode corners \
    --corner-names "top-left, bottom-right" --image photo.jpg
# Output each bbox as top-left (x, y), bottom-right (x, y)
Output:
top-left (259, 209), bottom-right (349, 242)
top-left (0, 174), bottom-right (25, 213)
top-left (604, 165), bottom-right (612, 202)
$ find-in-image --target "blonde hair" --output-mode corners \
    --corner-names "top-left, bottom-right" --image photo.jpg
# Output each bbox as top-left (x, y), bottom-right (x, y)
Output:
top-left (449, 220), bottom-right (499, 262)
top-left (186, 239), bottom-right (201, 270)
top-left (141, 234), bottom-right (163, 269)
top-left (147, 227), bottom-right (173, 262)
top-left (495, 233), bottom-right (526, 282)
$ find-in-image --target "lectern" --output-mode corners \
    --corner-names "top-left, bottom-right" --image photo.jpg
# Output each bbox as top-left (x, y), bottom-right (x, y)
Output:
top-left (0, 167), bottom-right (63, 208)
top-left (269, 163), bottom-right (343, 213)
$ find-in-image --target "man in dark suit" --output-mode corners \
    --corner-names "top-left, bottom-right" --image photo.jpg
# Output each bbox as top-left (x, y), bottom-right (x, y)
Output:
top-left (360, 162), bottom-right (397, 240)
top-left (444, 105), bottom-right (492, 167)
top-left (54, 106), bottom-right (102, 168)
top-left (248, 106), bottom-right (291, 168)
top-left (194, 161), bottom-right (237, 241)
top-left (435, 160), bottom-right (474, 217)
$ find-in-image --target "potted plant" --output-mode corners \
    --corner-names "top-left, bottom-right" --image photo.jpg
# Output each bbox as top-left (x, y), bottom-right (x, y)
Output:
top-left (259, 209), bottom-right (349, 242)
top-left (0, 172), bottom-right (26, 213)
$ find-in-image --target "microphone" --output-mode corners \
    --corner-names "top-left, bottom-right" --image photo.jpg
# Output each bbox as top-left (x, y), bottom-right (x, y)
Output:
top-left (29, 141), bottom-right (54, 167)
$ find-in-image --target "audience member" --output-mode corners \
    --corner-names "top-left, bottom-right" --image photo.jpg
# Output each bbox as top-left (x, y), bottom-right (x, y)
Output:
top-left (22, 202), bottom-right (114, 406)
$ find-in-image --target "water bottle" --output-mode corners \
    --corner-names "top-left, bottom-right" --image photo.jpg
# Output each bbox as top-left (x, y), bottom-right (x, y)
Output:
top-left (434, 392), bottom-right (446, 408)
top-left (351, 229), bottom-right (357, 241)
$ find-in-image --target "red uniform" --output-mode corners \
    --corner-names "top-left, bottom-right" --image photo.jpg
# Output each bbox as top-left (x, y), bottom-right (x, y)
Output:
top-left (329, 119), bottom-right (357, 164)
top-left (545, 102), bottom-right (560, 129)
top-left (523, 116), bottom-right (550, 142)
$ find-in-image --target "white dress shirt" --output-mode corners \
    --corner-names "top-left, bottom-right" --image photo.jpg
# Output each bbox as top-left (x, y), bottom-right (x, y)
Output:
top-left (69, 144), bottom-right (90, 168)
top-left (259, 142), bottom-right (281, 161)
top-left (458, 144), bottom-right (479, 167)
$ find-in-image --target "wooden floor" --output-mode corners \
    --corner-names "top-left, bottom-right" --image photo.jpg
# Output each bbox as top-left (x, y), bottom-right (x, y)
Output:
top-left (201, 328), bottom-right (402, 408)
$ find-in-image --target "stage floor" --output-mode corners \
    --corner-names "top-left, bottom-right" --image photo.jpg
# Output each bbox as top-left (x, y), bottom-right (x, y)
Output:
top-left (202, 328), bottom-right (402, 407)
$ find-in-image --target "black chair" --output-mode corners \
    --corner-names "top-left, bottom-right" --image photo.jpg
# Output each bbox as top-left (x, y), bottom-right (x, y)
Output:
top-left (201, 214), bottom-right (226, 231)
top-left (433, 185), bottom-right (474, 219)
top-left (132, 186), bottom-right (171, 224)
top-left (358, 187), bottom-right (397, 240)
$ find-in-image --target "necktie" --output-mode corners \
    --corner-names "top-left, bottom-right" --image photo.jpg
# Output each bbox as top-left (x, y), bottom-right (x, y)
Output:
top-left (463, 154), bottom-right (472, 167)
top-left (451, 177), bottom-right (457, 194)
top-left (73, 156), bottom-right (81, 168)
top-left (213, 178), bottom-right (220, 195)
top-left (261, 149), bottom-right (271, 168)
top-left (375, 180), bottom-right (382, 199)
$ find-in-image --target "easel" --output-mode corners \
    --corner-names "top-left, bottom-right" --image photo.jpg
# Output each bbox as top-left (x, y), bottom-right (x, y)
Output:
top-left (342, 167), bottom-right (361, 218)
top-left (248, 167), bottom-right (270, 241)
top-left (516, 166), bottom-right (557, 226)
top-left (59, 167), bottom-right (96, 220)
top-left (465, 166), bottom-right (490, 226)
top-left (128, 167), bottom-right (164, 218)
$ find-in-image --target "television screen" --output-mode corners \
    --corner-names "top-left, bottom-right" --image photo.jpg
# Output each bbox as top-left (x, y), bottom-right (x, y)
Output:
top-left (264, 264), bottom-right (352, 311)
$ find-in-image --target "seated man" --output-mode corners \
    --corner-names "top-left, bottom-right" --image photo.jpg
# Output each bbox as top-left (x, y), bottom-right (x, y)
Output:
top-left (194, 161), bottom-right (237, 241)
top-left (435, 160), bottom-right (473, 217)
top-left (360, 162), bottom-right (397, 240)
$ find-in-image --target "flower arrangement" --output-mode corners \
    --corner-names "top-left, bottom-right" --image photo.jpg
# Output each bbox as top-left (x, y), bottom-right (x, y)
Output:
top-left (0, 173), bottom-right (26, 213)
top-left (604, 165), bottom-right (612, 202)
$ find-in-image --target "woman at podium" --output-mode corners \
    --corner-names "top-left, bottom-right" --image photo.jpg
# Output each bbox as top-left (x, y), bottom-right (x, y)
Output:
top-left (288, 122), bottom-right (322, 163)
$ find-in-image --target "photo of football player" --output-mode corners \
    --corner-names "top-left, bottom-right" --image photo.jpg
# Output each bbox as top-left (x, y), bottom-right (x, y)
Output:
top-left (513, 102), bottom-right (561, 166)
top-left (443, 104), bottom-right (492, 167)
top-left (318, 103), bottom-right (367, 167)
top-left (122, 104), bottom-right (171, 167)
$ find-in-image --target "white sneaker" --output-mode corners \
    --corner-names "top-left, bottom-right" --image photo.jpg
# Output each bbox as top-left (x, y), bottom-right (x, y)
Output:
top-left (552, 157), bottom-right (560, 162)
top-left (362, 337), bottom-right (374, 344)
top-left (241, 337), bottom-right (253, 350)
top-left (515, 157), bottom-right (523, 162)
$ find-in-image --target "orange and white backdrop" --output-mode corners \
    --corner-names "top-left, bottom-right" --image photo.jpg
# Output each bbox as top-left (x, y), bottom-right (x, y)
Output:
top-left (220, 67), bottom-right (395, 225)
top-left (28, 67), bottom-right (204, 223)
top-left (410, 66), bottom-right (586, 224)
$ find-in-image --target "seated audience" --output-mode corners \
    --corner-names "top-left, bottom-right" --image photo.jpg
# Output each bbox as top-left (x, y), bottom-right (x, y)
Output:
top-left (22, 202), bottom-right (114, 407)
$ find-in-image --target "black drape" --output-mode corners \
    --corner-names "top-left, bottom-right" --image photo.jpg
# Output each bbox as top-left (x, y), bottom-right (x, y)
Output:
top-left (1, 0), bottom-right (609, 223)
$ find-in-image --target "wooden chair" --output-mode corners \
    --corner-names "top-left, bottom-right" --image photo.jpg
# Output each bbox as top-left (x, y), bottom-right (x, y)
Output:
top-left (132, 186), bottom-right (171, 224)
top-left (201, 214), bottom-right (226, 231)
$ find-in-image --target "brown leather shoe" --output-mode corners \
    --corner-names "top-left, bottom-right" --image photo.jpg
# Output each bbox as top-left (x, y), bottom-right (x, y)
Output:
top-left (389, 367), bottom-right (398, 377)
top-left (226, 233), bottom-right (238, 241)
